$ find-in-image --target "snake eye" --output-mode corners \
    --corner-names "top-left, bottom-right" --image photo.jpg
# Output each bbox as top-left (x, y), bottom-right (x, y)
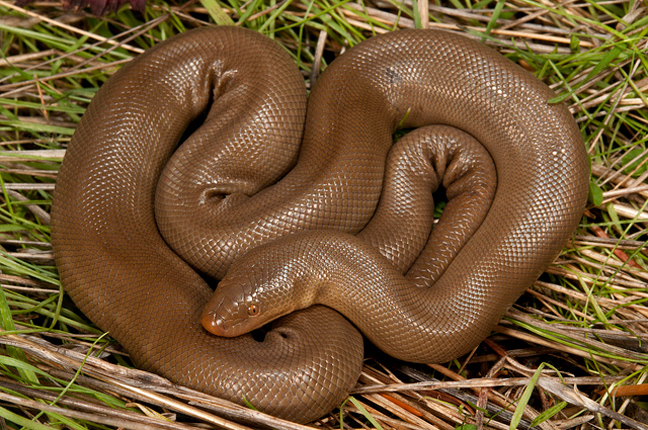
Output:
top-left (248, 304), bottom-right (259, 316)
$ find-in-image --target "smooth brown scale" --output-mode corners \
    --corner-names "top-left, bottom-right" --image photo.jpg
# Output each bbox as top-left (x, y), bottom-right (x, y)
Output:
top-left (51, 26), bottom-right (589, 422)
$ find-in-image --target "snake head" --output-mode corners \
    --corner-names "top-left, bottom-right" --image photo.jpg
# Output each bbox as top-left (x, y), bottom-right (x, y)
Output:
top-left (201, 247), bottom-right (307, 338)
top-left (200, 281), bottom-right (266, 338)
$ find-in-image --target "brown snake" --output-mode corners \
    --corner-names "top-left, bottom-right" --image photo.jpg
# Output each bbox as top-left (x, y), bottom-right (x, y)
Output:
top-left (51, 26), bottom-right (589, 422)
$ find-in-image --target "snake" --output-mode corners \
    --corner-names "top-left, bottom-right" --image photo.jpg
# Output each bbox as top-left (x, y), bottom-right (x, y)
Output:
top-left (50, 26), bottom-right (589, 422)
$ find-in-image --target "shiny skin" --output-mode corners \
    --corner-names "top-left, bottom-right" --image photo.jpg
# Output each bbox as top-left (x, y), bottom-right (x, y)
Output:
top-left (51, 26), bottom-right (589, 422)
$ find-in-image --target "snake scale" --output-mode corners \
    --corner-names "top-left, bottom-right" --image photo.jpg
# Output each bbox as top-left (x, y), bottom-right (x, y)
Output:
top-left (51, 26), bottom-right (589, 422)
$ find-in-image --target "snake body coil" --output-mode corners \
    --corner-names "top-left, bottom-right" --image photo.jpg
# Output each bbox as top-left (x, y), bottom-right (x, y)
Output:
top-left (51, 26), bottom-right (589, 422)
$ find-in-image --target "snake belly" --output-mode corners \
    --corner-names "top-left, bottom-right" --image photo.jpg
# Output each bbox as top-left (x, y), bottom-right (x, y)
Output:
top-left (51, 26), bottom-right (589, 422)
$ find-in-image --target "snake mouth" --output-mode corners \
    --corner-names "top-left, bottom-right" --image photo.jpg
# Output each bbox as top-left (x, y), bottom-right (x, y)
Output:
top-left (201, 310), bottom-right (224, 336)
top-left (200, 308), bottom-right (249, 337)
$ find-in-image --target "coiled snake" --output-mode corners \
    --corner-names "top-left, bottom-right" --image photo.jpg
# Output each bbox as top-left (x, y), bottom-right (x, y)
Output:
top-left (51, 26), bottom-right (589, 422)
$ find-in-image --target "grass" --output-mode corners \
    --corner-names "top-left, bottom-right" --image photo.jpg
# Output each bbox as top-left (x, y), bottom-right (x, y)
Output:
top-left (0, 0), bottom-right (647, 429)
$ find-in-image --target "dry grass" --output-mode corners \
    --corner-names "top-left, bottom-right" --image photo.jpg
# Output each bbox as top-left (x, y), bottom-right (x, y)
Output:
top-left (0, 0), bottom-right (647, 429)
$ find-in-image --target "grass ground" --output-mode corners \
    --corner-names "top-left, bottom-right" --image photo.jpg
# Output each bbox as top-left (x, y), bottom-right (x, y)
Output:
top-left (0, 0), bottom-right (647, 429)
